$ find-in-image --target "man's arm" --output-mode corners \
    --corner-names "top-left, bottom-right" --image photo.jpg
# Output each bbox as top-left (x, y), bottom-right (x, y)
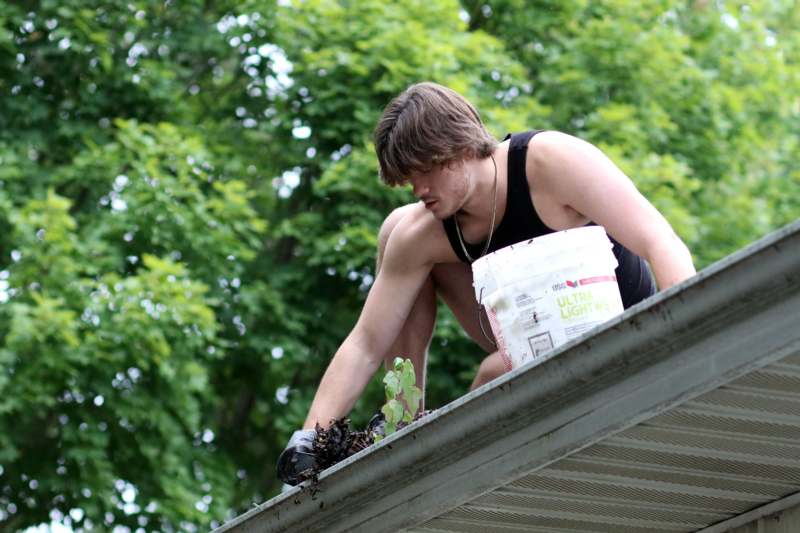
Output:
top-left (302, 216), bottom-right (434, 429)
top-left (529, 131), bottom-right (696, 289)
top-left (278, 211), bottom-right (442, 485)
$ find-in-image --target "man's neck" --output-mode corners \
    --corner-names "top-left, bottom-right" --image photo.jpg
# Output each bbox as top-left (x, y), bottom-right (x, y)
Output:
top-left (457, 148), bottom-right (506, 234)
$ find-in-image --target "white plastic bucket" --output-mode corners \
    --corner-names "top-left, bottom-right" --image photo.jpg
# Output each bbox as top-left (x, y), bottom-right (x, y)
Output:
top-left (472, 226), bottom-right (623, 371)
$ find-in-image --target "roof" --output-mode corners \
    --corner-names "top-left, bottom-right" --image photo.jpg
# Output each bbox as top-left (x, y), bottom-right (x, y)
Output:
top-left (215, 218), bottom-right (800, 533)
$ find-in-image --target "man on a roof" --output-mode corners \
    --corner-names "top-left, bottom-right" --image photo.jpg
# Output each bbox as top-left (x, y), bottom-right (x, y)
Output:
top-left (277, 82), bottom-right (696, 485)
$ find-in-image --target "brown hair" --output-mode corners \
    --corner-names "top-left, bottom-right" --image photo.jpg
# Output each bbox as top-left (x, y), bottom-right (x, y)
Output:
top-left (373, 82), bottom-right (497, 186)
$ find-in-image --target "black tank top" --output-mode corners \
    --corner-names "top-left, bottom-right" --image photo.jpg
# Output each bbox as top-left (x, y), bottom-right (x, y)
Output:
top-left (443, 131), bottom-right (656, 309)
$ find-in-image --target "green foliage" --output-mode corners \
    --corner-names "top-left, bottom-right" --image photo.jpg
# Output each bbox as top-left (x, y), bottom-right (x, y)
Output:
top-left (463, 0), bottom-right (800, 266)
top-left (377, 358), bottom-right (423, 440)
top-left (0, 0), bottom-right (797, 530)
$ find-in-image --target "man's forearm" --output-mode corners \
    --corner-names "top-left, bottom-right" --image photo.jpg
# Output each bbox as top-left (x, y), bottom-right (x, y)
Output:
top-left (303, 335), bottom-right (383, 429)
top-left (646, 234), bottom-right (696, 290)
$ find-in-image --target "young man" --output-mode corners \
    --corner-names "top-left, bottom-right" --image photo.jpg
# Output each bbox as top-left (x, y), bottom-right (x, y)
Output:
top-left (277, 82), bottom-right (696, 485)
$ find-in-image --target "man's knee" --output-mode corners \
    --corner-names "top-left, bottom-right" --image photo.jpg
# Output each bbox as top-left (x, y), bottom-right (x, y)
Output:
top-left (471, 351), bottom-right (508, 390)
top-left (377, 204), bottom-right (416, 268)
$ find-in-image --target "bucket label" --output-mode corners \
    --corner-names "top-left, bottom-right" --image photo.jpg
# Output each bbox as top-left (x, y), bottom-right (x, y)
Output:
top-left (528, 331), bottom-right (554, 357)
top-left (557, 288), bottom-right (616, 320)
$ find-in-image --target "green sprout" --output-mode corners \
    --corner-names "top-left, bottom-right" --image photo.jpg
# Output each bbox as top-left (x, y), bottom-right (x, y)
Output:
top-left (375, 357), bottom-right (422, 442)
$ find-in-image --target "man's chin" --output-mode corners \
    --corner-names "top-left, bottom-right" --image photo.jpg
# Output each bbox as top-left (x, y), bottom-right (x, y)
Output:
top-left (421, 200), bottom-right (456, 220)
top-left (430, 207), bottom-right (453, 220)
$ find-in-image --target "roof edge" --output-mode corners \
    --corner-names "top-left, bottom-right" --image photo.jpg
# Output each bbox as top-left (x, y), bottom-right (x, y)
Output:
top-left (216, 219), bottom-right (800, 533)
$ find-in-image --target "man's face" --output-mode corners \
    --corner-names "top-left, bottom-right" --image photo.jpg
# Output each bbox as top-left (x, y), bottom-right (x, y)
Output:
top-left (408, 161), bottom-right (470, 219)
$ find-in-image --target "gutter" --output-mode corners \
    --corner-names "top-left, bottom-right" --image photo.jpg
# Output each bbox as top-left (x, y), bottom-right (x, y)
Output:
top-left (215, 219), bottom-right (800, 533)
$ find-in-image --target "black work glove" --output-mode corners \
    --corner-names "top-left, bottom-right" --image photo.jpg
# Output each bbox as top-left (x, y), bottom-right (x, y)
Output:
top-left (276, 429), bottom-right (318, 485)
top-left (367, 411), bottom-right (386, 439)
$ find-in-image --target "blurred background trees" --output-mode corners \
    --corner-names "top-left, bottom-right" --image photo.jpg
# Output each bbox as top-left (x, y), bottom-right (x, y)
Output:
top-left (0, 0), bottom-right (797, 530)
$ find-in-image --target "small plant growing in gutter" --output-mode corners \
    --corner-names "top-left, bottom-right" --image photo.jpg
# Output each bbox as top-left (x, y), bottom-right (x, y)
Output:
top-left (298, 358), bottom-right (427, 486)
top-left (375, 357), bottom-right (422, 442)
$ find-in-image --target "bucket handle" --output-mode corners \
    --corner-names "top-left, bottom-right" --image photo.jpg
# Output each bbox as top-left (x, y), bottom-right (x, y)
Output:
top-left (478, 287), bottom-right (497, 349)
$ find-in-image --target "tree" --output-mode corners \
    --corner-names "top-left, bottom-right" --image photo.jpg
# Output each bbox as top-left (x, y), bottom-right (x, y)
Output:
top-left (1, 1), bottom-right (277, 529)
top-left (462, 0), bottom-right (800, 265)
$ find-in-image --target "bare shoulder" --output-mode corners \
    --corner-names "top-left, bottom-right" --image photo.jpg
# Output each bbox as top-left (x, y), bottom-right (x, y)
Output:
top-left (384, 203), bottom-right (458, 269)
top-left (527, 130), bottom-right (598, 177)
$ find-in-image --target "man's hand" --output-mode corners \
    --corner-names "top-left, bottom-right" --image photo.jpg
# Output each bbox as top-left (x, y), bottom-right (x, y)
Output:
top-left (276, 429), bottom-right (318, 485)
top-left (367, 411), bottom-right (386, 439)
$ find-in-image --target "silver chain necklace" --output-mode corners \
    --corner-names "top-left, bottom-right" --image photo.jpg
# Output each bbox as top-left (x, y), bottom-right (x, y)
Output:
top-left (453, 154), bottom-right (498, 263)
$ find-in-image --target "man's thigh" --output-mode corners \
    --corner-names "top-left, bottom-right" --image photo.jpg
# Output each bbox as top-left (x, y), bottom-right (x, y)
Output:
top-left (431, 262), bottom-right (496, 354)
top-left (377, 204), bottom-right (495, 354)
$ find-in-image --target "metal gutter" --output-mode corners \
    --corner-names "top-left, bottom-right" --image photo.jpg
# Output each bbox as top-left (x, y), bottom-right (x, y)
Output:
top-left (215, 219), bottom-right (800, 533)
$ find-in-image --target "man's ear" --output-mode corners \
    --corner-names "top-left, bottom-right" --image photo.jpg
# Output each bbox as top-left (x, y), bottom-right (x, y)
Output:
top-left (444, 159), bottom-right (464, 172)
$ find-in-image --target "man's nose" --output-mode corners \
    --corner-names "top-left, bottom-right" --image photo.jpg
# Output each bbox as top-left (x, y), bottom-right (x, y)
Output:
top-left (412, 180), bottom-right (429, 197)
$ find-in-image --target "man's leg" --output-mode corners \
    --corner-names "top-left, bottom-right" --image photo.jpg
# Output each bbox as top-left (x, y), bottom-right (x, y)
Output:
top-left (429, 263), bottom-right (507, 390)
top-left (377, 206), bottom-right (512, 404)
top-left (468, 351), bottom-right (507, 390)
top-left (376, 205), bottom-right (437, 402)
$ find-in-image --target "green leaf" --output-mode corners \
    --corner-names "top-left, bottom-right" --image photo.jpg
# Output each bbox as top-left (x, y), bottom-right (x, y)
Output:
top-left (382, 399), bottom-right (404, 425)
top-left (404, 386), bottom-right (422, 419)
top-left (382, 369), bottom-right (401, 399)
